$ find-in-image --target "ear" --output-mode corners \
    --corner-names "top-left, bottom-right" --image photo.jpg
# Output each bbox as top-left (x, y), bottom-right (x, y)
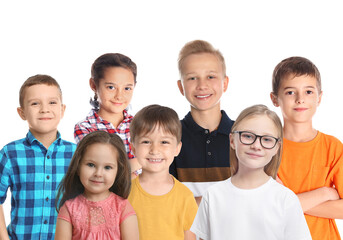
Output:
top-left (89, 78), bottom-right (97, 92)
top-left (229, 133), bottom-right (236, 150)
top-left (270, 92), bottom-right (279, 107)
top-left (17, 107), bottom-right (26, 120)
top-left (223, 76), bottom-right (229, 92)
top-left (175, 141), bottom-right (182, 157)
top-left (317, 91), bottom-right (323, 106)
top-left (177, 80), bottom-right (184, 96)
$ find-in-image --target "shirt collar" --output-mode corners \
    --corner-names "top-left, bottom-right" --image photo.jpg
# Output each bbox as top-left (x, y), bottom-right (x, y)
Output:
top-left (26, 130), bottom-right (62, 145)
top-left (91, 109), bottom-right (132, 125)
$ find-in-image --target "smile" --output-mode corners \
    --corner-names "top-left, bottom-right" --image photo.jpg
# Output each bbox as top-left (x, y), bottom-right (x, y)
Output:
top-left (294, 108), bottom-right (308, 112)
top-left (90, 180), bottom-right (103, 184)
top-left (147, 158), bottom-right (163, 163)
top-left (195, 94), bottom-right (211, 99)
top-left (246, 153), bottom-right (263, 158)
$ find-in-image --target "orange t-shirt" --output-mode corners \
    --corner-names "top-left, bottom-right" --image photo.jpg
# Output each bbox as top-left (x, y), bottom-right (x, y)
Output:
top-left (278, 132), bottom-right (343, 240)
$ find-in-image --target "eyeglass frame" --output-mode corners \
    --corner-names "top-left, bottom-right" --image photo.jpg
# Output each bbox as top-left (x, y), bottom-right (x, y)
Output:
top-left (232, 131), bottom-right (280, 149)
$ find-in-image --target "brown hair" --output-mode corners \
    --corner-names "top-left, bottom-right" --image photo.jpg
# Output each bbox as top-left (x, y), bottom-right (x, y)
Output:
top-left (130, 104), bottom-right (181, 143)
top-left (56, 131), bottom-right (131, 211)
top-left (178, 40), bottom-right (226, 77)
top-left (272, 56), bottom-right (322, 95)
top-left (19, 74), bottom-right (62, 108)
top-left (230, 104), bottom-right (283, 179)
top-left (90, 53), bottom-right (137, 109)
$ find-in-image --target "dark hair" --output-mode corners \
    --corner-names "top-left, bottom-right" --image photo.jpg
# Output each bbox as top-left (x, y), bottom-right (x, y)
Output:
top-left (56, 131), bottom-right (131, 211)
top-left (90, 53), bottom-right (137, 109)
top-left (19, 74), bottom-right (62, 108)
top-left (272, 56), bottom-right (321, 95)
top-left (130, 104), bottom-right (181, 143)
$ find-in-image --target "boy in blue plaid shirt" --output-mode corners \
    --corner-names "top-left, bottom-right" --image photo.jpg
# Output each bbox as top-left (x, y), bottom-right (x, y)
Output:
top-left (0, 75), bottom-right (76, 240)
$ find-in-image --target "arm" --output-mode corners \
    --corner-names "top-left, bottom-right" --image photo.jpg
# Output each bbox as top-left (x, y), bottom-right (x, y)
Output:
top-left (184, 230), bottom-right (196, 240)
top-left (305, 198), bottom-right (343, 219)
top-left (0, 205), bottom-right (9, 240)
top-left (54, 218), bottom-right (72, 240)
top-left (297, 186), bottom-right (339, 212)
top-left (195, 196), bottom-right (202, 206)
top-left (120, 215), bottom-right (139, 240)
top-left (129, 158), bottom-right (142, 179)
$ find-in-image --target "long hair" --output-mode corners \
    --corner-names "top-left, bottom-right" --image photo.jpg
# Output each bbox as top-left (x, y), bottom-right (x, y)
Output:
top-left (56, 131), bottom-right (131, 211)
top-left (230, 104), bottom-right (283, 179)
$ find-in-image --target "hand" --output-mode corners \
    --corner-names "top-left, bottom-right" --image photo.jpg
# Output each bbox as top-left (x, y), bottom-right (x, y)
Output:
top-left (323, 187), bottom-right (339, 201)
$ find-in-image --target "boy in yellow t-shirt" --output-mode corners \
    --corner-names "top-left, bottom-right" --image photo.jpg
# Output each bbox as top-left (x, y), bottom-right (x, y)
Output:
top-left (128, 105), bottom-right (198, 240)
top-left (270, 56), bottom-right (343, 240)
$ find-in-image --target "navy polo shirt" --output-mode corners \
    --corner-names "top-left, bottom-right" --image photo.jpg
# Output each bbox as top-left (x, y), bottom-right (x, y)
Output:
top-left (170, 110), bottom-right (234, 197)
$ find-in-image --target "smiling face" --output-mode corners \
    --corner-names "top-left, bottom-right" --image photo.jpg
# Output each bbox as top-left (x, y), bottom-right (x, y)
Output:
top-left (17, 84), bottom-right (65, 139)
top-left (230, 115), bottom-right (280, 174)
top-left (91, 66), bottom-right (135, 120)
top-left (132, 126), bottom-right (181, 175)
top-left (177, 53), bottom-right (228, 114)
top-left (271, 74), bottom-right (322, 124)
top-left (79, 143), bottom-right (118, 201)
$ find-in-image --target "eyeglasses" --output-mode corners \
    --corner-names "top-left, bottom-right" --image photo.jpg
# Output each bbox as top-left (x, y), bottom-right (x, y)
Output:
top-left (233, 131), bottom-right (280, 149)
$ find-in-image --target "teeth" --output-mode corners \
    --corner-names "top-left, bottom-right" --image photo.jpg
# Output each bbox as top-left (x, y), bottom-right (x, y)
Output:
top-left (196, 94), bottom-right (211, 98)
top-left (148, 158), bottom-right (162, 162)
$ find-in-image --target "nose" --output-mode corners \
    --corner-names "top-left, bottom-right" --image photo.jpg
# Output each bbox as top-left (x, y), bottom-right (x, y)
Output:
top-left (39, 103), bottom-right (50, 113)
top-left (149, 143), bottom-right (159, 155)
top-left (94, 167), bottom-right (103, 177)
top-left (296, 93), bottom-right (305, 104)
top-left (196, 78), bottom-right (208, 90)
top-left (250, 137), bottom-right (262, 150)
top-left (114, 88), bottom-right (123, 100)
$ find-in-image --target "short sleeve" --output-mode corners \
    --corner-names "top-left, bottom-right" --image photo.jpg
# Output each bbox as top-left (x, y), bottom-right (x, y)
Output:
top-left (0, 148), bottom-right (12, 203)
top-left (58, 204), bottom-right (72, 223)
top-left (284, 192), bottom-right (312, 240)
top-left (331, 139), bottom-right (343, 198)
top-left (183, 194), bottom-right (198, 231)
top-left (119, 200), bottom-right (136, 224)
top-left (190, 192), bottom-right (210, 240)
top-left (74, 123), bottom-right (90, 144)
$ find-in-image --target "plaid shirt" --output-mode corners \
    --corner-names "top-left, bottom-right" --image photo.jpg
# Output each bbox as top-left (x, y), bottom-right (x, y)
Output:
top-left (74, 109), bottom-right (134, 159)
top-left (0, 131), bottom-right (76, 240)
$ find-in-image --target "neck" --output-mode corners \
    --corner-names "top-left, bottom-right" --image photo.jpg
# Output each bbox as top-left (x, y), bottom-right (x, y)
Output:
top-left (98, 109), bottom-right (124, 128)
top-left (283, 121), bottom-right (317, 142)
top-left (31, 129), bottom-right (57, 149)
top-left (231, 167), bottom-right (270, 189)
top-left (190, 106), bottom-right (222, 132)
top-left (139, 171), bottom-right (174, 195)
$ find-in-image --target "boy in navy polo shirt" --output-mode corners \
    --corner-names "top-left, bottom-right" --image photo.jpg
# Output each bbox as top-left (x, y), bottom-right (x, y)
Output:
top-left (0, 75), bottom-right (76, 239)
top-left (170, 40), bottom-right (234, 205)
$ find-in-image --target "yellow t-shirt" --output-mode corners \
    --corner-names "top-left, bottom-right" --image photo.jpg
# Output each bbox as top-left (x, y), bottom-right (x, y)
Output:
top-left (278, 132), bottom-right (343, 240)
top-left (128, 175), bottom-right (198, 240)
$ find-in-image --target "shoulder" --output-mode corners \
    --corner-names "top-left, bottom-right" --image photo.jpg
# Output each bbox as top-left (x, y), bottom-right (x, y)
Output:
top-left (74, 109), bottom-right (98, 127)
top-left (174, 177), bottom-right (194, 196)
top-left (318, 131), bottom-right (343, 146)
top-left (268, 179), bottom-right (300, 203)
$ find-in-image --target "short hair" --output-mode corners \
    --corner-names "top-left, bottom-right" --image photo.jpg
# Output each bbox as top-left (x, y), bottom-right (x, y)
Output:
top-left (90, 53), bottom-right (137, 108)
top-left (130, 104), bottom-right (182, 143)
top-left (230, 104), bottom-right (283, 179)
top-left (272, 56), bottom-right (322, 95)
top-left (19, 74), bottom-right (62, 108)
top-left (56, 131), bottom-right (131, 211)
top-left (178, 40), bottom-right (226, 77)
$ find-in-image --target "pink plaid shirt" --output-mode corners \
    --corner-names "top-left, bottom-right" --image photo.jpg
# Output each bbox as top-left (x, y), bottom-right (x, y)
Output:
top-left (74, 109), bottom-right (134, 159)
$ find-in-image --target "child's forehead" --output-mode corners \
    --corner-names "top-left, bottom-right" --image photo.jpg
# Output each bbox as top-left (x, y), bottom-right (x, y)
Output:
top-left (140, 125), bottom-right (177, 138)
top-left (23, 84), bottom-right (62, 101)
top-left (181, 53), bottom-right (223, 73)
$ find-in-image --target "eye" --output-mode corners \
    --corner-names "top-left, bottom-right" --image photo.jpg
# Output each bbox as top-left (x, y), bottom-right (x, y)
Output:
top-left (141, 140), bottom-right (150, 144)
top-left (262, 137), bottom-right (273, 143)
top-left (125, 87), bottom-right (132, 91)
top-left (31, 102), bottom-right (39, 106)
top-left (161, 141), bottom-right (170, 144)
top-left (104, 165), bottom-right (113, 170)
top-left (87, 163), bottom-right (95, 167)
top-left (49, 101), bottom-right (57, 104)
top-left (306, 90), bottom-right (313, 94)
top-left (188, 77), bottom-right (197, 81)
top-left (207, 75), bottom-right (215, 79)
top-left (107, 85), bottom-right (115, 90)
top-left (285, 91), bottom-right (295, 95)
top-left (241, 132), bottom-right (254, 140)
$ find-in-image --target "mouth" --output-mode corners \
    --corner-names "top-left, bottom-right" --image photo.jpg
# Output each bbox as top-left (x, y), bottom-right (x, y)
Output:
top-left (294, 108), bottom-right (308, 112)
top-left (195, 94), bottom-right (212, 99)
top-left (90, 180), bottom-right (103, 184)
top-left (38, 118), bottom-right (52, 120)
top-left (147, 158), bottom-right (163, 163)
top-left (111, 102), bottom-right (123, 106)
top-left (246, 152), bottom-right (264, 158)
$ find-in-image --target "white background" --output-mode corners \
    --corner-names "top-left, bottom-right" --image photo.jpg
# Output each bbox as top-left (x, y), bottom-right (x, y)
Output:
top-left (1, 0), bottom-right (342, 234)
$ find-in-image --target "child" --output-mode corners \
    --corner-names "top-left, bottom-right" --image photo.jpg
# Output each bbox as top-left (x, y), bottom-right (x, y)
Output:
top-left (74, 53), bottom-right (141, 176)
top-left (270, 56), bottom-right (343, 240)
top-left (170, 40), bottom-right (234, 204)
top-left (0, 75), bottom-right (76, 240)
top-left (191, 104), bottom-right (311, 240)
top-left (55, 131), bottom-right (139, 240)
top-left (128, 104), bottom-right (198, 240)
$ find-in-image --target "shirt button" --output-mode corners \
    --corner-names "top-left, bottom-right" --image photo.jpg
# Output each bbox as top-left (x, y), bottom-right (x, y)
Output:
top-left (47, 155), bottom-right (50, 159)
top-left (204, 130), bottom-right (209, 134)
top-left (46, 175), bottom-right (50, 180)
top-left (206, 140), bottom-right (210, 144)
top-left (208, 152), bottom-right (211, 156)
top-left (44, 220), bottom-right (48, 224)
top-left (46, 197), bottom-right (49, 202)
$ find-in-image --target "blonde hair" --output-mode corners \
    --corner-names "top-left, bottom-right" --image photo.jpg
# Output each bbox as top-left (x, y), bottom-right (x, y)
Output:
top-left (178, 40), bottom-right (226, 77)
top-left (230, 104), bottom-right (283, 179)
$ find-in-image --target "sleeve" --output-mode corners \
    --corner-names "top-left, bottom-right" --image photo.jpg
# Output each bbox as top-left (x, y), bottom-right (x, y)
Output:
top-left (119, 199), bottom-right (136, 224)
top-left (0, 148), bottom-right (12, 204)
top-left (183, 193), bottom-right (198, 230)
top-left (331, 139), bottom-right (343, 198)
top-left (74, 123), bottom-right (90, 144)
top-left (57, 203), bottom-right (72, 223)
top-left (190, 192), bottom-right (210, 240)
top-left (284, 192), bottom-right (312, 240)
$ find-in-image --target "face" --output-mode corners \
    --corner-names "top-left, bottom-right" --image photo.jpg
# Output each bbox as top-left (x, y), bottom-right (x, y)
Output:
top-left (230, 115), bottom-right (280, 174)
top-left (177, 53), bottom-right (228, 113)
top-left (271, 75), bottom-right (322, 124)
top-left (132, 126), bottom-right (182, 175)
top-left (17, 84), bottom-right (65, 138)
top-left (91, 67), bottom-right (135, 118)
top-left (79, 143), bottom-right (118, 201)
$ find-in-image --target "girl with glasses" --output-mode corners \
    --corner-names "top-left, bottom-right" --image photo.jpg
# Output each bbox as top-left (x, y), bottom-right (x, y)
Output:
top-left (190, 104), bottom-right (311, 240)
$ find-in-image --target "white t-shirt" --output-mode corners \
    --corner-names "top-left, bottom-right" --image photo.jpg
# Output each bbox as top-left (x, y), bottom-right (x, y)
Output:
top-left (191, 177), bottom-right (311, 240)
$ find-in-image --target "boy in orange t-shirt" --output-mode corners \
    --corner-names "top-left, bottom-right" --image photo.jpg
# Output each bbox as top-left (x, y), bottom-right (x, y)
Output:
top-left (270, 56), bottom-right (343, 240)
